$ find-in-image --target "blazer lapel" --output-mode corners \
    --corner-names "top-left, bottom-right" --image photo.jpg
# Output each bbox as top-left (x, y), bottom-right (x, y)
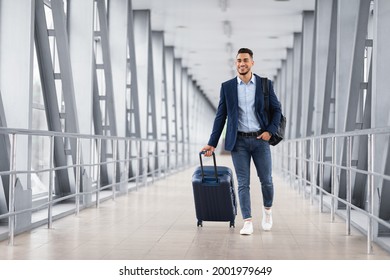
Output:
top-left (227, 77), bottom-right (238, 109)
top-left (254, 74), bottom-right (263, 110)
top-left (232, 79), bottom-right (238, 107)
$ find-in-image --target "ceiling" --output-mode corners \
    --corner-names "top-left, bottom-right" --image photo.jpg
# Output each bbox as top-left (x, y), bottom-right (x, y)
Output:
top-left (132, 0), bottom-right (315, 107)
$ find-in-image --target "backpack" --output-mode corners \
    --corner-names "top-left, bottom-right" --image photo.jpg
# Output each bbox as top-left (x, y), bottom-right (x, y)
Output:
top-left (261, 77), bottom-right (287, 146)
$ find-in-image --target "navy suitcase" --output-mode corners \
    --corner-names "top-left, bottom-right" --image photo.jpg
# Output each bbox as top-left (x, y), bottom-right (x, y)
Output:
top-left (192, 152), bottom-right (237, 227)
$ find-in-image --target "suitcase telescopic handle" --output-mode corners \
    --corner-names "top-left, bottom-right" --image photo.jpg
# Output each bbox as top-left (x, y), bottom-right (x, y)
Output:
top-left (199, 151), bottom-right (219, 182)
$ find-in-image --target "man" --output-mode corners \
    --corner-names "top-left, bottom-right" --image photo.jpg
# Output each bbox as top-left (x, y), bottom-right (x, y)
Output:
top-left (201, 48), bottom-right (282, 235)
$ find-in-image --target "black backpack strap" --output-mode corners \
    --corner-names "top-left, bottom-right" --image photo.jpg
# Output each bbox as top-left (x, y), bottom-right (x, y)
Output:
top-left (261, 77), bottom-right (271, 121)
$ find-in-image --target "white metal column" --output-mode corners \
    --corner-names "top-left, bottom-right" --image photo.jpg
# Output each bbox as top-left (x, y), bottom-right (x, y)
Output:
top-left (0, 0), bottom-right (34, 229)
top-left (373, 0), bottom-right (390, 237)
top-left (108, 0), bottom-right (129, 188)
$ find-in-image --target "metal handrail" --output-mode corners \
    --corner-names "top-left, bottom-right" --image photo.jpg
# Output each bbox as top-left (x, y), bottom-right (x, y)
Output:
top-left (273, 126), bottom-right (390, 254)
top-left (0, 127), bottom-right (201, 245)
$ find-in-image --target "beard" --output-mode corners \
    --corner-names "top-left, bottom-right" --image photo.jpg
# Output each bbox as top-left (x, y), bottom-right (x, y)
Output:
top-left (238, 68), bottom-right (250, 76)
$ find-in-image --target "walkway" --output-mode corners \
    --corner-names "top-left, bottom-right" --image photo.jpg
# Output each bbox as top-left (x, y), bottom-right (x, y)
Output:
top-left (1, 155), bottom-right (390, 260)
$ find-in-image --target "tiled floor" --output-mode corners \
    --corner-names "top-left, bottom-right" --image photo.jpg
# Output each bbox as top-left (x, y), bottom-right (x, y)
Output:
top-left (1, 155), bottom-right (390, 260)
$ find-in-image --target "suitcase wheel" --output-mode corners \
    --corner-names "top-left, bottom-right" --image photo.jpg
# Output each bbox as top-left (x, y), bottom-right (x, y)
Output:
top-left (197, 220), bottom-right (203, 227)
top-left (230, 221), bottom-right (235, 228)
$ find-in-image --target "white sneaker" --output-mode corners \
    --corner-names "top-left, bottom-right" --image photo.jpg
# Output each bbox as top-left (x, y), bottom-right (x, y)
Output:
top-left (240, 221), bottom-right (254, 235)
top-left (262, 208), bottom-right (273, 231)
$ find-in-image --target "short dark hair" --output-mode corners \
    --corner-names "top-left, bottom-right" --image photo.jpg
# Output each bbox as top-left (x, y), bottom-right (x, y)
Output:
top-left (237, 48), bottom-right (253, 58)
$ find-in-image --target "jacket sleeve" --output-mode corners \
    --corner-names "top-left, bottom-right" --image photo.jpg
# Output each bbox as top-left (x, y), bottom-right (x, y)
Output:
top-left (265, 80), bottom-right (282, 135)
top-left (207, 84), bottom-right (227, 147)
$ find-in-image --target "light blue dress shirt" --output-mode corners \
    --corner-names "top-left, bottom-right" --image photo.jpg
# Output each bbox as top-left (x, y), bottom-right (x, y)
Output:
top-left (237, 75), bottom-right (261, 132)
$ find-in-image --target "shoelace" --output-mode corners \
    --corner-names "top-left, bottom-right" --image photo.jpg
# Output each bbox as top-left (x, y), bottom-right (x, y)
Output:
top-left (244, 222), bottom-right (252, 229)
top-left (265, 212), bottom-right (271, 223)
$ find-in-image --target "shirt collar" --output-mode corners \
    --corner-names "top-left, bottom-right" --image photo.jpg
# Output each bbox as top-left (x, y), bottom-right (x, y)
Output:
top-left (237, 73), bottom-right (256, 85)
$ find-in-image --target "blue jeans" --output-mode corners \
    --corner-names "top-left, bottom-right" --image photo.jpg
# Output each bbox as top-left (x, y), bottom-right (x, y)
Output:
top-left (231, 135), bottom-right (274, 220)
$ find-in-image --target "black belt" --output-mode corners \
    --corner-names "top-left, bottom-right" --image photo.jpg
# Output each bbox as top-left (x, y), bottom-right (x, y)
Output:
top-left (237, 130), bottom-right (262, 137)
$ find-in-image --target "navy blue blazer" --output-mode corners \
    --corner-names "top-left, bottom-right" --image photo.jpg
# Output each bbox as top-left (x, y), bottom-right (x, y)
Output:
top-left (207, 74), bottom-right (282, 151)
